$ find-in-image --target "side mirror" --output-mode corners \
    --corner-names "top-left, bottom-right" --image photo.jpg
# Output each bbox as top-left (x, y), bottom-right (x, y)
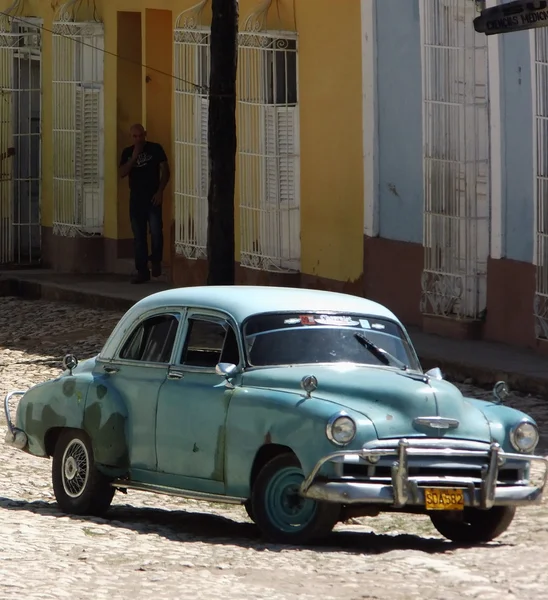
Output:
top-left (215, 363), bottom-right (239, 379)
top-left (493, 381), bottom-right (509, 404)
top-left (425, 367), bottom-right (444, 381)
top-left (62, 354), bottom-right (78, 375)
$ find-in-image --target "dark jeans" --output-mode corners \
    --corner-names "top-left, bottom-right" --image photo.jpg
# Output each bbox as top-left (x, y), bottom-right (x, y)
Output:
top-left (130, 199), bottom-right (163, 274)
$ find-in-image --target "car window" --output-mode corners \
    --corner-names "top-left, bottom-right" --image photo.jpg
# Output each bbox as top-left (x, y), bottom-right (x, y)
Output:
top-left (180, 318), bottom-right (240, 368)
top-left (243, 313), bottom-right (420, 370)
top-left (119, 313), bottom-right (180, 363)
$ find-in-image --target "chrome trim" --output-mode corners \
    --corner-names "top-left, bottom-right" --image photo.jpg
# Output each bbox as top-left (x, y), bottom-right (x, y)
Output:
top-left (301, 375), bottom-right (318, 398)
top-left (4, 390), bottom-right (28, 450)
top-left (509, 420), bottom-right (539, 454)
top-left (300, 439), bottom-right (548, 510)
top-left (413, 416), bottom-right (459, 430)
top-left (4, 390), bottom-right (26, 435)
top-left (362, 438), bottom-right (493, 451)
top-left (111, 480), bottom-right (245, 505)
top-left (167, 371), bottom-right (184, 380)
top-left (304, 481), bottom-right (545, 507)
top-left (326, 411), bottom-right (356, 446)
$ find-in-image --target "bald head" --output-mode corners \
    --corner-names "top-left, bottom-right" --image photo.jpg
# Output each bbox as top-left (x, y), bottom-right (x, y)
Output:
top-left (130, 124), bottom-right (146, 146)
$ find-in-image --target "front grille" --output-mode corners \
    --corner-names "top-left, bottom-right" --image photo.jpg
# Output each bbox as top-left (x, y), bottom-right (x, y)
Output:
top-left (342, 463), bottom-right (521, 484)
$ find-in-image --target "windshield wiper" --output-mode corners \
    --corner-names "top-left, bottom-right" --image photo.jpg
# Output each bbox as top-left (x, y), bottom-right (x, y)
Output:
top-left (354, 333), bottom-right (408, 371)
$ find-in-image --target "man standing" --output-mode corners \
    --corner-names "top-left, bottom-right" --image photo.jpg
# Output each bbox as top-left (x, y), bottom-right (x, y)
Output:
top-left (119, 124), bottom-right (170, 284)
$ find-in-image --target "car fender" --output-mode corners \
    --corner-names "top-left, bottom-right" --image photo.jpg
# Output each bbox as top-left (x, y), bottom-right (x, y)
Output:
top-left (16, 375), bottom-right (90, 457)
top-left (223, 386), bottom-right (376, 498)
top-left (465, 397), bottom-right (538, 452)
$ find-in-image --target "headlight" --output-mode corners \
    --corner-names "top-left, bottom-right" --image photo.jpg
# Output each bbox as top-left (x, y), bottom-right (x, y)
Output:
top-left (510, 421), bottom-right (539, 453)
top-left (326, 412), bottom-right (356, 446)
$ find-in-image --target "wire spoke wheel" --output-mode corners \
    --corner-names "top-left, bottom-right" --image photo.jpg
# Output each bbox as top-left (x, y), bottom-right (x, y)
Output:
top-left (62, 439), bottom-right (90, 498)
top-left (52, 429), bottom-right (115, 516)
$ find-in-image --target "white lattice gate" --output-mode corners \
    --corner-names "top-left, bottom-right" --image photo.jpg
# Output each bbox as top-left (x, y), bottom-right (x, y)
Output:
top-left (238, 5), bottom-right (300, 272)
top-left (0, 16), bottom-right (41, 265)
top-left (533, 28), bottom-right (548, 339)
top-left (419, 0), bottom-right (490, 319)
top-left (52, 8), bottom-right (104, 237)
top-left (173, 1), bottom-right (210, 260)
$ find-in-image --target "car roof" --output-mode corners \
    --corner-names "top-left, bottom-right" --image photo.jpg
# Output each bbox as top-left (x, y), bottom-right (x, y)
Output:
top-left (132, 285), bottom-right (401, 324)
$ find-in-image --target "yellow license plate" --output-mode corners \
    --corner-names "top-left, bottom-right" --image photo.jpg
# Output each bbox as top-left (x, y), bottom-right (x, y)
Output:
top-left (425, 488), bottom-right (465, 511)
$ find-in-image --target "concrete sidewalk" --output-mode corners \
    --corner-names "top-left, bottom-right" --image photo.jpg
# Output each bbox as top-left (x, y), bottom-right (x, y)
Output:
top-left (1, 268), bottom-right (547, 396)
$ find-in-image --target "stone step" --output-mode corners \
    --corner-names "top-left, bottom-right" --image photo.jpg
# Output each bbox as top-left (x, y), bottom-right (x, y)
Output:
top-left (113, 258), bottom-right (170, 283)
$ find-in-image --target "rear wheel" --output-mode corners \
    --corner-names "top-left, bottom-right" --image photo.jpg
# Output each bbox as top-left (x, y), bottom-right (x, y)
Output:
top-left (429, 506), bottom-right (516, 543)
top-left (52, 429), bottom-right (114, 516)
top-left (251, 453), bottom-right (340, 544)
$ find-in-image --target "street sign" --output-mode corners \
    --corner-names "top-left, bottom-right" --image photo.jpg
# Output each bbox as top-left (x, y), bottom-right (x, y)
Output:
top-left (474, 0), bottom-right (548, 35)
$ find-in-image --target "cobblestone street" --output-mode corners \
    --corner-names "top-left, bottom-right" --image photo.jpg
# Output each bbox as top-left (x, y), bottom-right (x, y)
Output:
top-left (1, 296), bottom-right (547, 600)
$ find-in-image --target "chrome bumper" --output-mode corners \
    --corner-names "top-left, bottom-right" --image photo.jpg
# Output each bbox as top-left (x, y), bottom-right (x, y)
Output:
top-left (300, 439), bottom-right (548, 510)
top-left (4, 390), bottom-right (28, 450)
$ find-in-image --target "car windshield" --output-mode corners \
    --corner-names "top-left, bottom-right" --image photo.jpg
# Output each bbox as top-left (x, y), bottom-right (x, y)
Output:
top-left (243, 313), bottom-right (421, 370)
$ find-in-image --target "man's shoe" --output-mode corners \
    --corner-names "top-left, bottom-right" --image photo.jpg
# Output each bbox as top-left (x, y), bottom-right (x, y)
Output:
top-left (130, 271), bottom-right (150, 284)
top-left (151, 262), bottom-right (162, 278)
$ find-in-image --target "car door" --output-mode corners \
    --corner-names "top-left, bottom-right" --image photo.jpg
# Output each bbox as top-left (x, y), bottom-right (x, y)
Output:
top-left (155, 311), bottom-right (242, 493)
top-left (96, 309), bottom-right (184, 473)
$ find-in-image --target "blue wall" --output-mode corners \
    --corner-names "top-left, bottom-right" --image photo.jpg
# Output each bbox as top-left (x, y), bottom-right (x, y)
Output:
top-left (376, 0), bottom-right (423, 244)
top-left (501, 32), bottom-right (535, 264)
top-left (374, 2), bottom-right (536, 263)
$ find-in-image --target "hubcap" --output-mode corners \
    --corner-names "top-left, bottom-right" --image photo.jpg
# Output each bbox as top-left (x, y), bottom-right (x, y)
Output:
top-left (61, 439), bottom-right (90, 498)
top-left (264, 466), bottom-right (317, 533)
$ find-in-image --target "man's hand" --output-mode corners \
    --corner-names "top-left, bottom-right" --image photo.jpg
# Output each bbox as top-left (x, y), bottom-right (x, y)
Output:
top-left (152, 191), bottom-right (163, 206)
top-left (132, 143), bottom-right (143, 160)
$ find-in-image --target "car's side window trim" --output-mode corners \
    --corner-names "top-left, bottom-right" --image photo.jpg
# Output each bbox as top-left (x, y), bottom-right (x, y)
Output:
top-left (172, 309), bottom-right (243, 373)
top-left (108, 307), bottom-right (187, 367)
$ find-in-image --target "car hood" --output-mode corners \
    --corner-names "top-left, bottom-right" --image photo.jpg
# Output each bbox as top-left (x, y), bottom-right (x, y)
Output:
top-left (242, 364), bottom-right (492, 442)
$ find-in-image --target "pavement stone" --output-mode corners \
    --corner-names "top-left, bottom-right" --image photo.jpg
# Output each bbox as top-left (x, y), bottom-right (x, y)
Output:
top-left (1, 296), bottom-right (548, 599)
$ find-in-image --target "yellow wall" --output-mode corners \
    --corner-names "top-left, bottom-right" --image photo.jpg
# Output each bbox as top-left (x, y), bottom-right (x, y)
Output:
top-left (296, 0), bottom-right (364, 284)
top-left (0, 0), bottom-right (365, 284)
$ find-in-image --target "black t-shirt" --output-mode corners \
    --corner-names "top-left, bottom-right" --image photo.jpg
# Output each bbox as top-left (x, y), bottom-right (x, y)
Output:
top-left (119, 141), bottom-right (168, 200)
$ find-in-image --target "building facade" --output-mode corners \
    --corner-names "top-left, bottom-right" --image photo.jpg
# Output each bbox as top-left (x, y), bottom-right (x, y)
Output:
top-left (0, 0), bottom-right (547, 354)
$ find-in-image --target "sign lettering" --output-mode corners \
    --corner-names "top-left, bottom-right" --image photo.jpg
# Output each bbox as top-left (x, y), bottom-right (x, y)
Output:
top-left (474, 0), bottom-right (548, 35)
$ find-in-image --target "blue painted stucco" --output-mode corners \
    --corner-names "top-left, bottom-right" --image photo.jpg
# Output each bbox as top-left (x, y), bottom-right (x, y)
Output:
top-left (500, 32), bottom-right (535, 264)
top-left (373, 3), bottom-right (536, 263)
top-left (375, 0), bottom-right (423, 244)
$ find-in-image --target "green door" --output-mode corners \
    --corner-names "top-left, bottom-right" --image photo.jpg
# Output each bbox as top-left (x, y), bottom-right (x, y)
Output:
top-left (99, 310), bottom-right (183, 472)
top-left (155, 313), bottom-right (241, 488)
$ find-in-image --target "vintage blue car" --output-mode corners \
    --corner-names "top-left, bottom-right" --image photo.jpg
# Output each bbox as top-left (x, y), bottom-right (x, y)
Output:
top-left (4, 286), bottom-right (547, 545)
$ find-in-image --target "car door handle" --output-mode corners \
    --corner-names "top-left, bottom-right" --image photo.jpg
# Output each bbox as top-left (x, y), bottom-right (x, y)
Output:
top-left (167, 371), bottom-right (184, 380)
top-left (103, 366), bottom-right (119, 374)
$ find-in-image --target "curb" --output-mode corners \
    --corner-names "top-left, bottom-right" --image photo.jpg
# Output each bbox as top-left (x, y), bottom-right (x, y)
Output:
top-left (419, 356), bottom-right (548, 397)
top-left (2, 274), bottom-right (547, 397)
top-left (0, 276), bottom-right (135, 313)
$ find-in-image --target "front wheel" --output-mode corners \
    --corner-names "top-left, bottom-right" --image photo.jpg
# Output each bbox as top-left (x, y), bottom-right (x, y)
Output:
top-left (251, 453), bottom-right (340, 544)
top-left (52, 429), bottom-right (115, 516)
top-left (429, 506), bottom-right (516, 544)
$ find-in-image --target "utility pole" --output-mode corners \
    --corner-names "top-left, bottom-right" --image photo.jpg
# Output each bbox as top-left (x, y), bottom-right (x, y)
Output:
top-left (206, 0), bottom-right (238, 285)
